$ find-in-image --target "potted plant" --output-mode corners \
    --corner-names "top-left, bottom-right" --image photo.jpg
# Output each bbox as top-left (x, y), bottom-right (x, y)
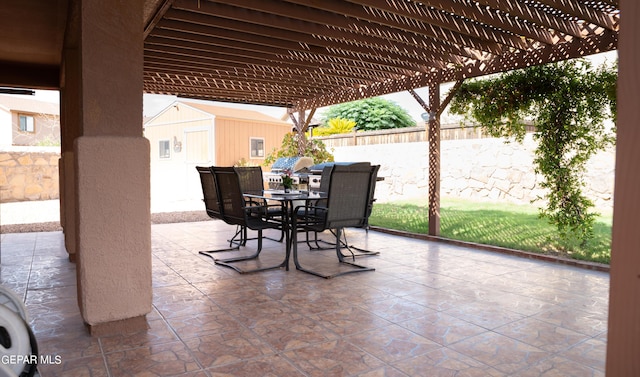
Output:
top-left (281, 169), bottom-right (294, 192)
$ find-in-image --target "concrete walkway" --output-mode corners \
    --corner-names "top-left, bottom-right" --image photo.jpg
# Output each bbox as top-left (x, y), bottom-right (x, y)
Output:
top-left (0, 200), bottom-right (60, 225)
top-left (0, 198), bottom-right (204, 226)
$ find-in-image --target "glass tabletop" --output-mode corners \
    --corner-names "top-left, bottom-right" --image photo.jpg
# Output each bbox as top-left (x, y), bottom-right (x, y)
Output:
top-left (244, 190), bottom-right (326, 200)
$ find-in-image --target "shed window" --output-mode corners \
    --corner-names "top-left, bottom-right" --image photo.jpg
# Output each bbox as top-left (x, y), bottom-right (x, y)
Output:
top-left (19, 114), bottom-right (35, 133)
top-left (250, 137), bottom-right (265, 158)
top-left (159, 140), bottom-right (171, 159)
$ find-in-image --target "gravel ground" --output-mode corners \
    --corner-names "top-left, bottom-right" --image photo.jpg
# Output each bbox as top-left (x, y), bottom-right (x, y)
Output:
top-left (0, 211), bottom-right (211, 234)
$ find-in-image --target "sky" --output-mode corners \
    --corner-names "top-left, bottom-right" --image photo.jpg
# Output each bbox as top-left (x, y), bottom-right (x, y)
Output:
top-left (28, 51), bottom-right (617, 126)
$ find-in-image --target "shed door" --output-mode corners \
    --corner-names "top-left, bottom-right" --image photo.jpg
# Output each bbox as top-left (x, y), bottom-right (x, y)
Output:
top-left (185, 128), bottom-right (213, 199)
top-left (186, 130), bottom-right (210, 162)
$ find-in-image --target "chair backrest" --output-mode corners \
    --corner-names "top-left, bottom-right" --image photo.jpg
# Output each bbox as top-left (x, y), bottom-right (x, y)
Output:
top-left (196, 166), bottom-right (223, 220)
top-left (365, 165), bottom-right (381, 218)
top-left (325, 162), bottom-right (372, 229)
top-left (234, 166), bottom-right (264, 193)
top-left (319, 165), bottom-right (333, 193)
top-left (211, 167), bottom-right (246, 226)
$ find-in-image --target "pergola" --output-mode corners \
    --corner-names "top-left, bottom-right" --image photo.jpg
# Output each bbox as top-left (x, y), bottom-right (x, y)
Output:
top-left (141, 0), bottom-right (619, 235)
top-left (1, 1), bottom-right (637, 373)
top-left (142, 0), bottom-right (618, 110)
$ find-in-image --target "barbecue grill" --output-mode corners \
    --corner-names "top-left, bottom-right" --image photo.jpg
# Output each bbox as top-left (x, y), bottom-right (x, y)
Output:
top-left (263, 156), bottom-right (314, 189)
top-left (307, 162), bottom-right (362, 190)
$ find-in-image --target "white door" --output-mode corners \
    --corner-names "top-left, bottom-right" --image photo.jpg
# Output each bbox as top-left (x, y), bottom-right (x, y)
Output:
top-left (184, 127), bottom-right (213, 201)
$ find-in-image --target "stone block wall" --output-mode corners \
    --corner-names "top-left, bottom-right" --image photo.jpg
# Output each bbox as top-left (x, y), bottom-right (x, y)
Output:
top-left (0, 147), bottom-right (60, 202)
top-left (333, 135), bottom-right (615, 213)
top-left (0, 137), bottom-right (616, 215)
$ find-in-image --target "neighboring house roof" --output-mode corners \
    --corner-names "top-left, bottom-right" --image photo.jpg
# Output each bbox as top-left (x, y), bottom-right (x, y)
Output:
top-left (0, 94), bottom-right (59, 116)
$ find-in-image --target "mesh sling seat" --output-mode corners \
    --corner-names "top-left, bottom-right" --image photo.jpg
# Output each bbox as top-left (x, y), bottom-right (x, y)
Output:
top-left (292, 163), bottom-right (377, 278)
top-left (234, 166), bottom-right (284, 243)
top-left (196, 166), bottom-right (243, 255)
top-left (212, 166), bottom-right (286, 274)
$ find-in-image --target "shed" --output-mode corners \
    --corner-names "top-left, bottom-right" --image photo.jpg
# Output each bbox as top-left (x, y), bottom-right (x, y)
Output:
top-left (143, 100), bottom-right (291, 211)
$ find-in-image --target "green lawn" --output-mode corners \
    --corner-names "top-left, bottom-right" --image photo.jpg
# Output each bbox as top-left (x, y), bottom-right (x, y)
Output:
top-left (368, 198), bottom-right (612, 264)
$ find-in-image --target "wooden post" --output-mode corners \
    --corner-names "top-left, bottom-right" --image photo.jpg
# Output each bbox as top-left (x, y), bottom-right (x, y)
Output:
top-left (288, 108), bottom-right (317, 156)
top-left (409, 82), bottom-right (462, 236)
top-left (408, 87), bottom-right (440, 236)
top-left (427, 84), bottom-right (441, 236)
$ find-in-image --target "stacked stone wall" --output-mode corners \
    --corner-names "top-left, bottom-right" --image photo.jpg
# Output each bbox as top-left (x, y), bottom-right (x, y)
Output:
top-left (333, 135), bottom-right (615, 213)
top-left (0, 147), bottom-right (60, 203)
top-left (0, 137), bottom-right (616, 215)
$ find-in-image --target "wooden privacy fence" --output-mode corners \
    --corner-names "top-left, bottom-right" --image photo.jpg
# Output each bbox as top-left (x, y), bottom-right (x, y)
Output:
top-left (313, 123), bottom-right (536, 149)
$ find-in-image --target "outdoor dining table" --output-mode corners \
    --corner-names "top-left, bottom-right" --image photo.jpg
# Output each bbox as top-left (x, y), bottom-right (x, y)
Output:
top-left (243, 189), bottom-right (327, 271)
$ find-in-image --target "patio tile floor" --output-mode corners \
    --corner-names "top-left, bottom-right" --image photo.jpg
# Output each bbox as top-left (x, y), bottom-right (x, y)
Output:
top-left (0, 220), bottom-right (609, 376)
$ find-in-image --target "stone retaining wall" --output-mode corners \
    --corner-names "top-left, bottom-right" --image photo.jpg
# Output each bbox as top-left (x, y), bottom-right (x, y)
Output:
top-left (0, 147), bottom-right (60, 203)
top-left (0, 137), bottom-right (617, 215)
top-left (333, 135), bottom-right (616, 213)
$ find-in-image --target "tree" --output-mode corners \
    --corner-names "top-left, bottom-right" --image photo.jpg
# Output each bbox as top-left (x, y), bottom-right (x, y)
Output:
top-left (449, 59), bottom-right (617, 250)
top-left (264, 132), bottom-right (334, 166)
top-left (321, 97), bottom-right (415, 131)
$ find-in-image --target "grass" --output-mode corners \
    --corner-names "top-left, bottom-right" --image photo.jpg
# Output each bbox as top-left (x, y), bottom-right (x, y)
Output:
top-left (368, 198), bottom-right (612, 264)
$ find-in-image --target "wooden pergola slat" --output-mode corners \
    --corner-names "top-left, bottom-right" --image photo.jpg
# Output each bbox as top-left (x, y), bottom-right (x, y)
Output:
top-left (277, 0), bottom-right (504, 54)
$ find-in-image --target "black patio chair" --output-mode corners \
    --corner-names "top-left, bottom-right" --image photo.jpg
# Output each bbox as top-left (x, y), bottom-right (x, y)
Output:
top-left (235, 165), bottom-right (265, 193)
top-left (211, 166), bottom-right (286, 274)
top-left (292, 163), bottom-right (377, 278)
top-left (195, 166), bottom-right (242, 255)
top-left (300, 165), bottom-right (332, 249)
top-left (342, 164), bottom-right (381, 256)
top-left (234, 166), bottom-right (284, 242)
top-left (304, 164), bottom-right (381, 257)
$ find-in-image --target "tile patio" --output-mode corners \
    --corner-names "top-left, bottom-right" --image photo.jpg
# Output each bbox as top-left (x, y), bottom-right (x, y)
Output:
top-left (0, 220), bottom-right (609, 376)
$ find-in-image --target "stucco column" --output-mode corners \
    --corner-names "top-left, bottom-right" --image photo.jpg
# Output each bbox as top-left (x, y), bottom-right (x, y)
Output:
top-left (59, 69), bottom-right (79, 260)
top-left (62, 0), bottom-right (151, 335)
top-left (606, 0), bottom-right (640, 373)
top-left (75, 137), bottom-right (150, 334)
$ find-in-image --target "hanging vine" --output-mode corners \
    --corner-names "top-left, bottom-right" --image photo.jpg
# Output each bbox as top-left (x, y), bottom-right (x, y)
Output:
top-left (449, 59), bottom-right (617, 250)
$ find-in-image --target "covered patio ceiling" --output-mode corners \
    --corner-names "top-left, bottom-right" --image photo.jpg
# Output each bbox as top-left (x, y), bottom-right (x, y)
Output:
top-left (143, 0), bottom-right (619, 113)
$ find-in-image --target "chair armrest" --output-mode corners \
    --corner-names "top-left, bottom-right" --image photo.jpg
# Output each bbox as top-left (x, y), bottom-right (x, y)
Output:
top-left (243, 200), bottom-right (283, 221)
top-left (294, 203), bottom-right (328, 227)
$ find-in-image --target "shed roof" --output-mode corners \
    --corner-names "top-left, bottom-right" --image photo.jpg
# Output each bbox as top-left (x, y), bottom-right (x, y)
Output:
top-left (180, 100), bottom-right (289, 124)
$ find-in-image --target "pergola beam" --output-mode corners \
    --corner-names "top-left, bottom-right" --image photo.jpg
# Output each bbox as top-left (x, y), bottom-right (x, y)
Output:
top-left (143, 0), bottom-right (175, 39)
top-left (157, 16), bottom-right (410, 77)
top-left (536, 0), bottom-right (618, 32)
top-left (172, 1), bottom-right (465, 67)
top-left (346, 0), bottom-right (539, 49)
top-left (476, 0), bottom-right (583, 38)
top-left (402, 0), bottom-right (559, 45)
top-left (144, 39), bottom-right (403, 83)
top-left (278, 0), bottom-right (503, 54)
top-left (162, 9), bottom-right (441, 75)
